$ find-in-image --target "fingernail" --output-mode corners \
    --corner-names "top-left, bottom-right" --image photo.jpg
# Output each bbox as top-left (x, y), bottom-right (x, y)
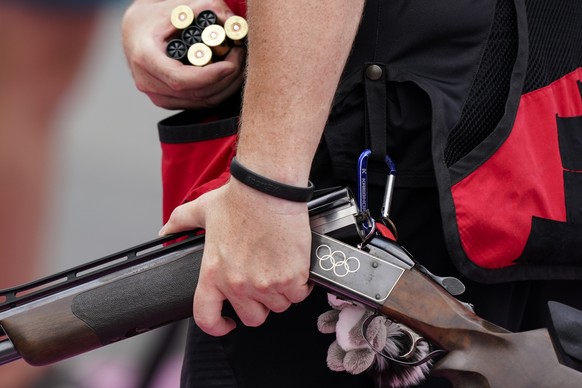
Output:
top-left (158, 224), bottom-right (167, 236)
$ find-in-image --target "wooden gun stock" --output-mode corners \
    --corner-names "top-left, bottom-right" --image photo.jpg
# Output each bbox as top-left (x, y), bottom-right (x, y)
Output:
top-left (384, 267), bottom-right (582, 387)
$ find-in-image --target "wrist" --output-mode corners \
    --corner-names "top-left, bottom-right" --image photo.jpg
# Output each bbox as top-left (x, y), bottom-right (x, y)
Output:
top-left (229, 157), bottom-right (314, 202)
top-left (227, 178), bottom-right (309, 217)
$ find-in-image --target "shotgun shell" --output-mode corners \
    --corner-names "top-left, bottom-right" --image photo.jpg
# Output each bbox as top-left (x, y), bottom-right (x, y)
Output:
top-left (187, 43), bottom-right (213, 66)
top-left (170, 5), bottom-right (195, 29)
top-left (201, 24), bottom-right (231, 58)
top-left (182, 24), bottom-right (203, 46)
top-left (196, 9), bottom-right (218, 28)
top-left (166, 39), bottom-right (188, 63)
top-left (224, 15), bottom-right (248, 45)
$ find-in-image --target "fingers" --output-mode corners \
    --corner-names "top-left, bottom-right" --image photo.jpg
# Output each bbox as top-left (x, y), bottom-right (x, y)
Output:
top-left (235, 271), bottom-right (313, 315)
top-left (155, 60), bottom-right (235, 92)
top-left (193, 282), bottom-right (237, 336)
top-left (165, 46), bottom-right (245, 90)
top-left (168, 185), bottom-right (313, 337)
top-left (134, 50), bottom-right (227, 94)
top-left (159, 196), bottom-right (206, 236)
top-left (228, 297), bottom-right (271, 327)
top-left (193, 275), bottom-right (301, 336)
top-left (122, 0), bottom-right (246, 110)
top-left (264, 295), bottom-right (293, 314)
top-left (194, 279), bottom-right (311, 337)
top-left (135, 48), bottom-right (245, 109)
top-left (282, 281), bottom-right (314, 304)
top-left (253, 287), bottom-right (294, 313)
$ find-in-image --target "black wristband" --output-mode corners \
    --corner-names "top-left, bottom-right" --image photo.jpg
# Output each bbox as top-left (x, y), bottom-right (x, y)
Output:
top-left (229, 157), bottom-right (315, 202)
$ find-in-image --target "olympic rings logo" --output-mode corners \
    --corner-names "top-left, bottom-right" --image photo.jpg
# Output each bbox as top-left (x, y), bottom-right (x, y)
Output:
top-left (316, 244), bottom-right (361, 278)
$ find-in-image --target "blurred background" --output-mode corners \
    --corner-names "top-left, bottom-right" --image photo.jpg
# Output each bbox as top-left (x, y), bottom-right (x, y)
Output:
top-left (1, 2), bottom-right (186, 387)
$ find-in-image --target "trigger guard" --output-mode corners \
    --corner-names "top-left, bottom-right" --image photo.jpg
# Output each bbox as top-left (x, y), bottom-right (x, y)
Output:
top-left (397, 323), bottom-right (424, 359)
top-left (361, 313), bottom-right (446, 367)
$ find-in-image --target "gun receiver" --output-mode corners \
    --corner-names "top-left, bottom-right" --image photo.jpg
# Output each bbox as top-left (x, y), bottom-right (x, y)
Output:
top-left (1, 187), bottom-right (581, 387)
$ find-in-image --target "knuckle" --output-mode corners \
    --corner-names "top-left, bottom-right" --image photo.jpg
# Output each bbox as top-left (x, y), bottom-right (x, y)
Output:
top-left (241, 312), bottom-right (267, 328)
top-left (254, 278), bottom-right (273, 293)
top-left (165, 72), bottom-right (185, 92)
top-left (135, 81), bottom-right (148, 93)
top-left (228, 276), bottom-right (248, 295)
top-left (188, 88), bottom-right (210, 102)
top-left (194, 315), bottom-right (213, 331)
top-left (202, 95), bottom-right (222, 108)
top-left (270, 301), bottom-right (291, 314)
top-left (194, 316), bottom-right (225, 336)
top-left (288, 293), bottom-right (308, 304)
top-left (168, 205), bottom-right (188, 225)
top-left (287, 285), bottom-right (310, 304)
top-left (273, 275), bottom-right (297, 293)
top-left (147, 94), bottom-right (166, 108)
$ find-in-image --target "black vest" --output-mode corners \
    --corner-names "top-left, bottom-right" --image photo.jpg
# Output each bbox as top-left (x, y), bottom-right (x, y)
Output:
top-left (322, 0), bottom-right (582, 282)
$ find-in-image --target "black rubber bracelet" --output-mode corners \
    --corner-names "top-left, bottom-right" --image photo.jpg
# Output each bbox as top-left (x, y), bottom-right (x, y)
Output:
top-left (229, 157), bottom-right (315, 202)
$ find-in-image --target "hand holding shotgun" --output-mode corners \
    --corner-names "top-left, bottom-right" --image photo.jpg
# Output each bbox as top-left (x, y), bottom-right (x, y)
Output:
top-left (1, 188), bottom-right (581, 387)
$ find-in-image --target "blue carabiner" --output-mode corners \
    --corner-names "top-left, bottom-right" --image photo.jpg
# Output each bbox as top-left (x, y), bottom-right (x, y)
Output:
top-left (357, 150), bottom-right (398, 238)
top-left (357, 149), bottom-right (376, 236)
top-left (357, 149), bottom-right (372, 214)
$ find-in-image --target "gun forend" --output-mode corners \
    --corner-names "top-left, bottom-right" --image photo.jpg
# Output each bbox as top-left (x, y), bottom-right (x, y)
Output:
top-left (0, 236), bottom-right (204, 366)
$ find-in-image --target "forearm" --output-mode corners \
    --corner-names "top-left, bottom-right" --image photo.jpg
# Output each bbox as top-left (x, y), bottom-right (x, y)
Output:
top-left (237, 0), bottom-right (365, 186)
top-left (158, 0), bottom-right (365, 335)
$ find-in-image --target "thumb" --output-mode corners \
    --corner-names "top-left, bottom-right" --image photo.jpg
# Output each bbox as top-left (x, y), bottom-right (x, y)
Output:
top-left (159, 196), bottom-right (207, 236)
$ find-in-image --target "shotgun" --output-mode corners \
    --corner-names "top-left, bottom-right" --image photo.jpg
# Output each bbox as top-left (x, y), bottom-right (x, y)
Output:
top-left (1, 188), bottom-right (581, 387)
